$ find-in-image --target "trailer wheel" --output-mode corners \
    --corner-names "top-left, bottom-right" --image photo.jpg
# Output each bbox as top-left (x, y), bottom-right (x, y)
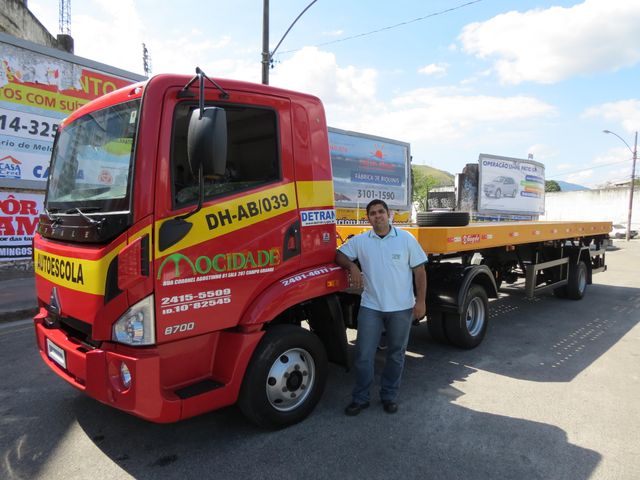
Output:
top-left (444, 285), bottom-right (488, 349)
top-left (238, 325), bottom-right (327, 429)
top-left (566, 260), bottom-right (588, 300)
top-left (416, 211), bottom-right (470, 227)
top-left (427, 312), bottom-right (449, 344)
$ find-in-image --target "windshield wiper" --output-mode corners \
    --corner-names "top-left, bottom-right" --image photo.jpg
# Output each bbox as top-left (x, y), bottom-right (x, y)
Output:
top-left (65, 207), bottom-right (105, 226)
top-left (43, 207), bottom-right (62, 226)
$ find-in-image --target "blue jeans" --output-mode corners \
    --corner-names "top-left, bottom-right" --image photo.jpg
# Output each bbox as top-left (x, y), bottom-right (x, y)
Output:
top-left (352, 306), bottom-right (413, 404)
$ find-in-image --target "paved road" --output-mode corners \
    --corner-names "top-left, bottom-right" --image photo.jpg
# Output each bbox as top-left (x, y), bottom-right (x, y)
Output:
top-left (1, 240), bottom-right (639, 480)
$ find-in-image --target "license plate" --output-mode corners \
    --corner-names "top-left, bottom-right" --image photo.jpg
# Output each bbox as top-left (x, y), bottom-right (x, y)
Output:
top-left (46, 339), bottom-right (67, 370)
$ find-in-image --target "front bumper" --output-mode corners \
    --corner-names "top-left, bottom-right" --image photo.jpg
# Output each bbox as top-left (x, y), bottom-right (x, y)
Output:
top-left (34, 308), bottom-right (263, 423)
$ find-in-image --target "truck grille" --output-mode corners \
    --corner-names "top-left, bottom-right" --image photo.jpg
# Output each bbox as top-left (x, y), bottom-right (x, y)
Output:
top-left (44, 309), bottom-right (100, 349)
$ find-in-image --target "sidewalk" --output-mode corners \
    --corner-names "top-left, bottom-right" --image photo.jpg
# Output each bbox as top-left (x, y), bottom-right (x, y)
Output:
top-left (0, 275), bottom-right (38, 322)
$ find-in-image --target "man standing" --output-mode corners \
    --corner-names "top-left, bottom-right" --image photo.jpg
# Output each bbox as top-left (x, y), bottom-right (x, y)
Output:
top-left (336, 199), bottom-right (427, 415)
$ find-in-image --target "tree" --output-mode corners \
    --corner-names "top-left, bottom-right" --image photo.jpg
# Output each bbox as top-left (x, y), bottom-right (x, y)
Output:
top-left (412, 166), bottom-right (440, 210)
top-left (545, 180), bottom-right (561, 192)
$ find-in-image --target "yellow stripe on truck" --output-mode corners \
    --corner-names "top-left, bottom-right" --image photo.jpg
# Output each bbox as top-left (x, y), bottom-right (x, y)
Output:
top-left (296, 180), bottom-right (334, 208)
top-left (156, 183), bottom-right (298, 258)
top-left (33, 247), bottom-right (119, 296)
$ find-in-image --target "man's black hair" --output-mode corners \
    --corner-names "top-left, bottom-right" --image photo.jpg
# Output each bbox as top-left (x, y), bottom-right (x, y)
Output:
top-left (366, 199), bottom-right (389, 215)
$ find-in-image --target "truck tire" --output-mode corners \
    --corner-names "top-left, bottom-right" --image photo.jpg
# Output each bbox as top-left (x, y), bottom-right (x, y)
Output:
top-left (238, 325), bottom-right (328, 429)
top-left (444, 285), bottom-right (488, 349)
top-left (416, 211), bottom-right (470, 227)
top-left (426, 312), bottom-right (449, 345)
top-left (566, 260), bottom-right (588, 300)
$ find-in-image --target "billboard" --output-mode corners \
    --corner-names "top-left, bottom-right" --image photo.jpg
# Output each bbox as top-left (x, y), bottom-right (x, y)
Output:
top-left (478, 154), bottom-right (545, 215)
top-left (0, 34), bottom-right (145, 189)
top-left (328, 127), bottom-right (411, 222)
top-left (0, 191), bottom-right (42, 260)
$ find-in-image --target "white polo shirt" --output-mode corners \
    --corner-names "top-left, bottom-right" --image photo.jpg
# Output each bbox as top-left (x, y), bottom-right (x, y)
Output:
top-left (338, 226), bottom-right (428, 312)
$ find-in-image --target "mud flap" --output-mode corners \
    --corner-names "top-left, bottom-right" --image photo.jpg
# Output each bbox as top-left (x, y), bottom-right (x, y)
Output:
top-left (306, 294), bottom-right (350, 370)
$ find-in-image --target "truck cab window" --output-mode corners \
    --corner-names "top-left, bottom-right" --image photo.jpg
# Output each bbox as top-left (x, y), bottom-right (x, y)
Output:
top-left (171, 104), bottom-right (279, 207)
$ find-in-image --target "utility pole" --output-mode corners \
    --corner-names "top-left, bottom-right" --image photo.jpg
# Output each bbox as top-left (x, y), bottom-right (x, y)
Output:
top-left (262, 0), bottom-right (270, 85)
top-left (627, 131), bottom-right (638, 241)
top-left (261, 0), bottom-right (318, 85)
top-left (604, 129), bottom-right (638, 241)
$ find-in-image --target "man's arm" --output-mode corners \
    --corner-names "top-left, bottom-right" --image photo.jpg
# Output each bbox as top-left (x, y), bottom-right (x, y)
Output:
top-left (412, 264), bottom-right (427, 320)
top-left (335, 251), bottom-right (363, 289)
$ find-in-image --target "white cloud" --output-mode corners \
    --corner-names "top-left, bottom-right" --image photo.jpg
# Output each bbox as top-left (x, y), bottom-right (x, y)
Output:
top-left (526, 144), bottom-right (558, 162)
top-left (322, 30), bottom-right (344, 37)
top-left (270, 47), bottom-right (377, 106)
top-left (29, 0), bottom-right (255, 78)
top-left (583, 100), bottom-right (640, 136)
top-left (71, 1), bottom-right (148, 74)
top-left (418, 63), bottom-right (448, 77)
top-left (377, 87), bottom-right (555, 140)
top-left (459, 0), bottom-right (640, 84)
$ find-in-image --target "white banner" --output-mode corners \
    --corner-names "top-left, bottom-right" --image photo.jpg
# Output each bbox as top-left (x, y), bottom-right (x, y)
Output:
top-left (478, 154), bottom-right (545, 215)
top-left (0, 191), bottom-right (43, 261)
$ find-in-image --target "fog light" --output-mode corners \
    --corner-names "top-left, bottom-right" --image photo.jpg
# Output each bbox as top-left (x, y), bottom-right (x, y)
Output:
top-left (120, 362), bottom-right (132, 389)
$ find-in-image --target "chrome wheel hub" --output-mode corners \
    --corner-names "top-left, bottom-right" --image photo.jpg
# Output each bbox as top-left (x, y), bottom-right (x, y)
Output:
top-left (266, 348), bottom-right (315, 412)
top-left (466, 297), bottom-right (486, 337)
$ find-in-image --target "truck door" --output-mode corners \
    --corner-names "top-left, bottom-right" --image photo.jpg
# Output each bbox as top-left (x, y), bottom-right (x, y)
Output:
top-left (154, 92), bottom-right (300, 341)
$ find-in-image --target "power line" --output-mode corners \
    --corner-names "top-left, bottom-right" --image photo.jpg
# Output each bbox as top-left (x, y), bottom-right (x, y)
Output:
top-left (277, 0), bottom-right (483, 56)
top-left (546, 158), bottom-right (632, 180)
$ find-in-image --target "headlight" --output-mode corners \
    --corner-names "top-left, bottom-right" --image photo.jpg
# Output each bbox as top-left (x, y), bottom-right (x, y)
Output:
top-left (112, 295), bottom-right (156, 345)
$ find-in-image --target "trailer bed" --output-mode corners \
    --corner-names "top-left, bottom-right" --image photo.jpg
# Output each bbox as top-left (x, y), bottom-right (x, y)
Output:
top-left (336, 221), bottom-right (612, 254)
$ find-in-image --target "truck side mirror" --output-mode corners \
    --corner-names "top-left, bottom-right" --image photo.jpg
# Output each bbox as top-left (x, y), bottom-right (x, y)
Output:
top-left (187, 107), bottom-right (227, 177)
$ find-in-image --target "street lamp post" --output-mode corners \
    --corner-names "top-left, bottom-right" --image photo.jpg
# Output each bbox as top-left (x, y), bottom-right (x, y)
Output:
top-left (603, 129), bottom-right (638, 241)
top-left (261, 0), bottom-right (318, 85)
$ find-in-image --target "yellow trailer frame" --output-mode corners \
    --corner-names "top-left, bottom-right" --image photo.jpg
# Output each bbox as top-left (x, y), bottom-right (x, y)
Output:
top-left (335, 219), bottom-right (611, 349)
top-left (337, 221), bottom-right (612, 254)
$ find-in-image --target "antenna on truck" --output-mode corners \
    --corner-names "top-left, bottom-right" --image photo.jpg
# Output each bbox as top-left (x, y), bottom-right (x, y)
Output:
top-left (178, 67), bottom-right (230, 101)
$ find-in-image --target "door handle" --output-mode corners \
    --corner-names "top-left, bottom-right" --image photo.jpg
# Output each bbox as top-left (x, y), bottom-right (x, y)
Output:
top-left (283, 221), bottom-right (301, 261)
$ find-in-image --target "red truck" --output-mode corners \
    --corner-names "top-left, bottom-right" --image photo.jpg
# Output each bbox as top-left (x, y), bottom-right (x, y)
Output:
top-left (33, 70), bottom-right (610, 428)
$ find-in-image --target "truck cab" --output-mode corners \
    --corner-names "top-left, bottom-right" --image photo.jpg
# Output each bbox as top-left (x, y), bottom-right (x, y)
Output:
top-left (33, 73), bottom-right (350, 428)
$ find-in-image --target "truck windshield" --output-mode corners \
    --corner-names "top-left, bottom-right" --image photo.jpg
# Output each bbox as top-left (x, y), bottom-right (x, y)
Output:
top-left (46, 99), bottom-right (139, 211)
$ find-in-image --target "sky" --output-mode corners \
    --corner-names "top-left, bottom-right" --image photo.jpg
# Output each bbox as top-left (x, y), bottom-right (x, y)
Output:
top-left (28, 0), bottom-right (640, 188)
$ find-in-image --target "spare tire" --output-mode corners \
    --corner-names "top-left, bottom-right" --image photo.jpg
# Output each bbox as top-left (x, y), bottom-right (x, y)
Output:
top-left (416, 211), bottom-right (470, 227)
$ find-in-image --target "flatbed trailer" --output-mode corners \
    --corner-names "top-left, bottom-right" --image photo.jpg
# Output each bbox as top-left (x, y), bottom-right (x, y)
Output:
top-left (336, 220), bottom-right (611, 349)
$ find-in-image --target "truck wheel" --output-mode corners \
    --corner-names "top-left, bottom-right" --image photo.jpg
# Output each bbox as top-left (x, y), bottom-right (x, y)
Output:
top-left (444, 285), bottom-right (488, 349)
top-left (238, 325), bottom-right (327, 429)
top-left (427, 312), bottom-right (449, 344)
top-left (566, 261), bottom-right (587, 300)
